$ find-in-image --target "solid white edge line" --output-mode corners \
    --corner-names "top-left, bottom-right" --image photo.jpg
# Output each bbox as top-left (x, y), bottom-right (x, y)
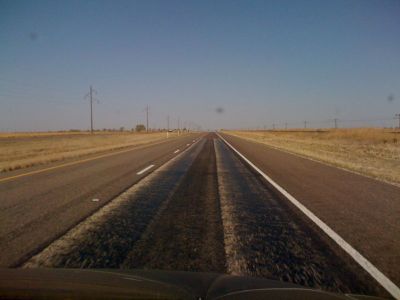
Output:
top-left (217, 132), bottom-right (400, 299)
top-left (136, 164), bottom-right (155, 175)
top-left (174, 149), bottom-right (180, 154)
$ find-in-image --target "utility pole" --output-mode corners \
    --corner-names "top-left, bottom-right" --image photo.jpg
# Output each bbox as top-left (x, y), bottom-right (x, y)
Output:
top-left (145, 105), bottom-right (149, 133)
top-left (304, 121), bottom-right (307, 129)
top-left (166, 115), bottom-right (170, 138)
top-left (178, 117), bottom-right (180, 135)
top-left (90, 86), bottom-right (93, 133)
top-left (395, 114), bottom-right (400, 129)
top-left (334, 118), bottom-right (338, 129)
top-left (285, 122), bottom-right (288, 130)
top-left (272, 123), bottom-right (275, 130)
top-left (85, 85), bottom-right (98, 134)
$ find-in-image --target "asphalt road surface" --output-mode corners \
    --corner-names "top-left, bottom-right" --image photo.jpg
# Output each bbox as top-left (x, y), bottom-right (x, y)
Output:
top-left (1, 132), bottom-right (398, 298)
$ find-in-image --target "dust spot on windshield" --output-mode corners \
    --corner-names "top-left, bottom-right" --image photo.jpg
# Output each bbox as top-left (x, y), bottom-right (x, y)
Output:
top-left (28, 32), bottom-right (39, 41)
top-left (216, 107), bottom-right (224, 114)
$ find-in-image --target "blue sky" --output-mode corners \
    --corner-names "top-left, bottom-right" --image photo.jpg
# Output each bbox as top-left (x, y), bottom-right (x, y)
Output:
top-left (1, 0), bottom-right (399, 131)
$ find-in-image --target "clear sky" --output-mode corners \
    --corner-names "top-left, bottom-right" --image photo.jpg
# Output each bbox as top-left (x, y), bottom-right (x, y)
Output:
top-left (1, 0), bottom-right (399, 131)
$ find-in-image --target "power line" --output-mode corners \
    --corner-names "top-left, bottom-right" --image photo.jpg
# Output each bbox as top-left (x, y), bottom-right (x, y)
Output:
top-left (0, 77), bottom-right (74, 93)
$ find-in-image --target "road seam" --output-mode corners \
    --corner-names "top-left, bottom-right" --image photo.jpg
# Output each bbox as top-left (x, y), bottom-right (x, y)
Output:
top-left (217, 132), bottom-right (400, 299)
top-left (214, 139), bottom-right (248, 275)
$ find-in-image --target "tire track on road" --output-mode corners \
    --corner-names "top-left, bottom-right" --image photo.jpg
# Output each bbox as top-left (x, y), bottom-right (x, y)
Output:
top-left (121, 135), bottom-right (226, 272)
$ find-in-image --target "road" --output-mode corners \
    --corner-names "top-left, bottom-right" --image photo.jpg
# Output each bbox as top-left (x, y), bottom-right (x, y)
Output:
top-left (0, 134), bottom-right (201, 267)
top-left (0, 132), bottom-right (398, 298)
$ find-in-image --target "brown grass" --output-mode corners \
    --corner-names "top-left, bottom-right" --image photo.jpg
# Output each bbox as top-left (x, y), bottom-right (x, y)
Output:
top-left (224, 128), bottom-right (400, 186)
top-left (0, 131), bottom-right (186, 173)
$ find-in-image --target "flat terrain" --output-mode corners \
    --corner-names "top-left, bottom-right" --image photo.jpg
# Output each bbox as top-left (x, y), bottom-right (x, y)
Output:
top-left (226, 129), bottom-right (400, 186)
top-left (0, 131), bottom-right (183, 173)
top-left (1, 132), bottom-right (399, 298)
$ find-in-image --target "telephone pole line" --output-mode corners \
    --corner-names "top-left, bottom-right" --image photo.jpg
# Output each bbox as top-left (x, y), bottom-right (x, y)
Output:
top-left (395, 113), bottom-right (400, 129)
top-left (304, 121), bottom-right (307, 129)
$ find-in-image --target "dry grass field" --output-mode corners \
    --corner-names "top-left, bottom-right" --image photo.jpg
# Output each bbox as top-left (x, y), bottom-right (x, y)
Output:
top-left (0, 131), bottom-right (183, 173)
top-left (224, 128), bottom-right (400, 186)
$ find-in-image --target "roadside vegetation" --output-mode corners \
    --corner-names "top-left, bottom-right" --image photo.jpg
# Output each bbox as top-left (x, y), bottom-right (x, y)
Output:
top-left (224, 128), bottom-right (400, 186)
top-left (0, 130), bottom-right (185, 173)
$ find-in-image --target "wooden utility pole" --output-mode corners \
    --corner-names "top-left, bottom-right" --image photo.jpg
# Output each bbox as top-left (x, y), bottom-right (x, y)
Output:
top-left (334, 118), bottom-right (338, 129)
top-left (146, 105), bottom-right (149, 133)
top-left (85, 85), bottom-right (97, 134)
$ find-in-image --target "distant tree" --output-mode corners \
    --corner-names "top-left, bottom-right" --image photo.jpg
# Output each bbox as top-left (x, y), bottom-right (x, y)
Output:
top-left (119, 126), bottom-right (125, 132)
top-left (135, 124), bottom-right (146, 132)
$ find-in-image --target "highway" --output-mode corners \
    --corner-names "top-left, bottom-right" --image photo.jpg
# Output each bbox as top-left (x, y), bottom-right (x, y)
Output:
top-left (0, 134), bottom-right (201, 267)
top-left (0, 133), bottom-right (399, 298)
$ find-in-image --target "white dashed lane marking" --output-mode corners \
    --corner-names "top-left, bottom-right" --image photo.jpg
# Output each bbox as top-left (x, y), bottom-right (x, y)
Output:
top-left (136, 165), bottom-right (155, 175)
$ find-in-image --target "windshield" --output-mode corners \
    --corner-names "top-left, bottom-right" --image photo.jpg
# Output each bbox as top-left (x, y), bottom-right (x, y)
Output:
top-left (0, 1), bottom-right (399, 299)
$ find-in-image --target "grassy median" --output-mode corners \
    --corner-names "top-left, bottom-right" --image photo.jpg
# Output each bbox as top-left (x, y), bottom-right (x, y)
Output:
top-left (224, 129), bottom-right (400, 186)
top-left (0, 131), bottom-right (182, 173)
